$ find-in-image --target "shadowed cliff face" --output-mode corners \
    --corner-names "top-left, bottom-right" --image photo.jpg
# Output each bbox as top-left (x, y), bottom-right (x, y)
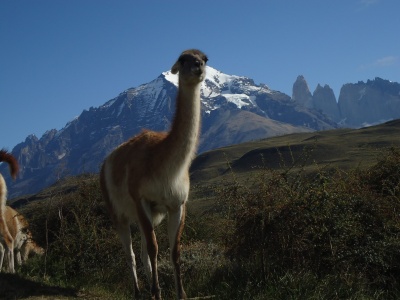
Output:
top-left (338, 78), bottom-right (400, 127)
top-left (313, 84), bottom-right (340, 122)
top-left (292, 76), bottom-right (400, 127)
top-left (292, 75), bottom-right (313, 109)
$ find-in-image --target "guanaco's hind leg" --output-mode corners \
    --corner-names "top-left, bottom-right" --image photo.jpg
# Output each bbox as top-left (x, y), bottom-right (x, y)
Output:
top-left (6, 246), bottom-right (14, 273)
top-left (115, 220), bottom-right (140, 295)
top-left (168, 204), bottom-right (187, 300)
top-left (0, 218), bottom-right (14, 273)
top-left (137, 200), bottom-right (161, 300)
top-left (140, 226), bottom-right (152, 282)
top-left (0, 243), bottom-right (4, 271)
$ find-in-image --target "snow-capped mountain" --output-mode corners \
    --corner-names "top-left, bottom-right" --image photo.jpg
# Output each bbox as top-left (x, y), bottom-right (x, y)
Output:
top-left (3, 66), bottom-right (336, 198)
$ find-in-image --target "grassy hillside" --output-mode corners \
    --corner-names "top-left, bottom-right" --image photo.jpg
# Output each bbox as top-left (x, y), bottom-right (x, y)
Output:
top-left (192, 119), bottom-right (400, 183)
top-left (2, 120), bottom-right (400, 299)
top-left (190, 119), bottom-right (400, 213)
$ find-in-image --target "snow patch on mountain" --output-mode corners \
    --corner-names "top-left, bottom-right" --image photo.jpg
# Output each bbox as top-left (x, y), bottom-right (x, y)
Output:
top-left (162, 66), bottom-right (274, 113)
top-left (103, 98), bottom-right (117, 108)
top-left (221, 93), bottom-right (252, 108)
top-left (358, 87), bottom-right (366, 101)
top-left (163, 71), bottom-right (179, 86)
top-left (205, 67), bottom-right (241, 88)
top-left (117, 102), bottom-right (125, 116)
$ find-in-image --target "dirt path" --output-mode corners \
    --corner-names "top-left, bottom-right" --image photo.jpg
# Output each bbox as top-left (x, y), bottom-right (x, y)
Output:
top-left (0, 274), bottom-right (217, 299)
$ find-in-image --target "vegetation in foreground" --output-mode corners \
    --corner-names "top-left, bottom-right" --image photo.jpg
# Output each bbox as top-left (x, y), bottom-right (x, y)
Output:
top-left (1, 147), bottom-right (400, 299)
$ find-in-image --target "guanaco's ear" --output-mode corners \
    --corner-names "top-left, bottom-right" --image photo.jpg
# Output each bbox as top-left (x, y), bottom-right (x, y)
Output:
top-left (171, 60), bottom-right (181, 74)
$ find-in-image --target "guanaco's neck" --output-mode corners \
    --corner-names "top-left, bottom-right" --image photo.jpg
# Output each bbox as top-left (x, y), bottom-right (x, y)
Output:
top-left (162, 81), bottom-right (202, 173)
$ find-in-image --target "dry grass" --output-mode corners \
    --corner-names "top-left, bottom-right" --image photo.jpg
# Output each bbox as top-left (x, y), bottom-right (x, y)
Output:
top-left (3, 121), bottom-right (400, 299)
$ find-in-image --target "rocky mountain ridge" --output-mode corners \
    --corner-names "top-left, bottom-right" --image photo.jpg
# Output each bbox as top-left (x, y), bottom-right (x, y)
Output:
top-left (292, 75), bottom-right (400, 126)
top-left (2, 67), bottom-right (399, 198)
top-left (2, 66), bottom-right (335, 197)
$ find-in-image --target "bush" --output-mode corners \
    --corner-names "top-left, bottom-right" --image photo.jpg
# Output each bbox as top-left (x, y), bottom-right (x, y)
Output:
top-left (217, 147), bottom-right (400, 299)
top-left (15, 147), bottom-right (400, 299)
top-left (19, 175), bottom-right (134, 297)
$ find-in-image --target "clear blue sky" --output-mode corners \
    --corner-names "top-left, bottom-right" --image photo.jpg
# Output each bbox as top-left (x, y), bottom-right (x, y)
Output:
top-left (1, 0), bottom-right (399, 150)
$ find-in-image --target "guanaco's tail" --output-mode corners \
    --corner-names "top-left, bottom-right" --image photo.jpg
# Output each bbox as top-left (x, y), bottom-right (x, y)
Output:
top-left (0, 149), bottom-right (19, 180)
top-left (0, 149), bottom-right (19, 208)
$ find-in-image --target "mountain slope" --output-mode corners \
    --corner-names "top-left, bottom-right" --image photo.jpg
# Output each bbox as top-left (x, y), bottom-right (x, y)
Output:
top-left (190, 119), bottom-right (400, 187)
top-left (10, 119), bottom-right (400, 213)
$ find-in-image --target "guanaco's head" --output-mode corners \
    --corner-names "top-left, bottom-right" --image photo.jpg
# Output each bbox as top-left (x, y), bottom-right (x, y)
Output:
top-left (171, 49), bottom-right (208, 84)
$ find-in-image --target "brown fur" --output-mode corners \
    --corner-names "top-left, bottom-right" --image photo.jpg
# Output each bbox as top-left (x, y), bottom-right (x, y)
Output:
top-left (0, 149), bottom-right (19, 273)
top-left (0, 149), bottom-right (18, 180)
top-left (100, 49), bottom-right (208, 300)
top-left (0, 206), bottom-right (44, 268)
